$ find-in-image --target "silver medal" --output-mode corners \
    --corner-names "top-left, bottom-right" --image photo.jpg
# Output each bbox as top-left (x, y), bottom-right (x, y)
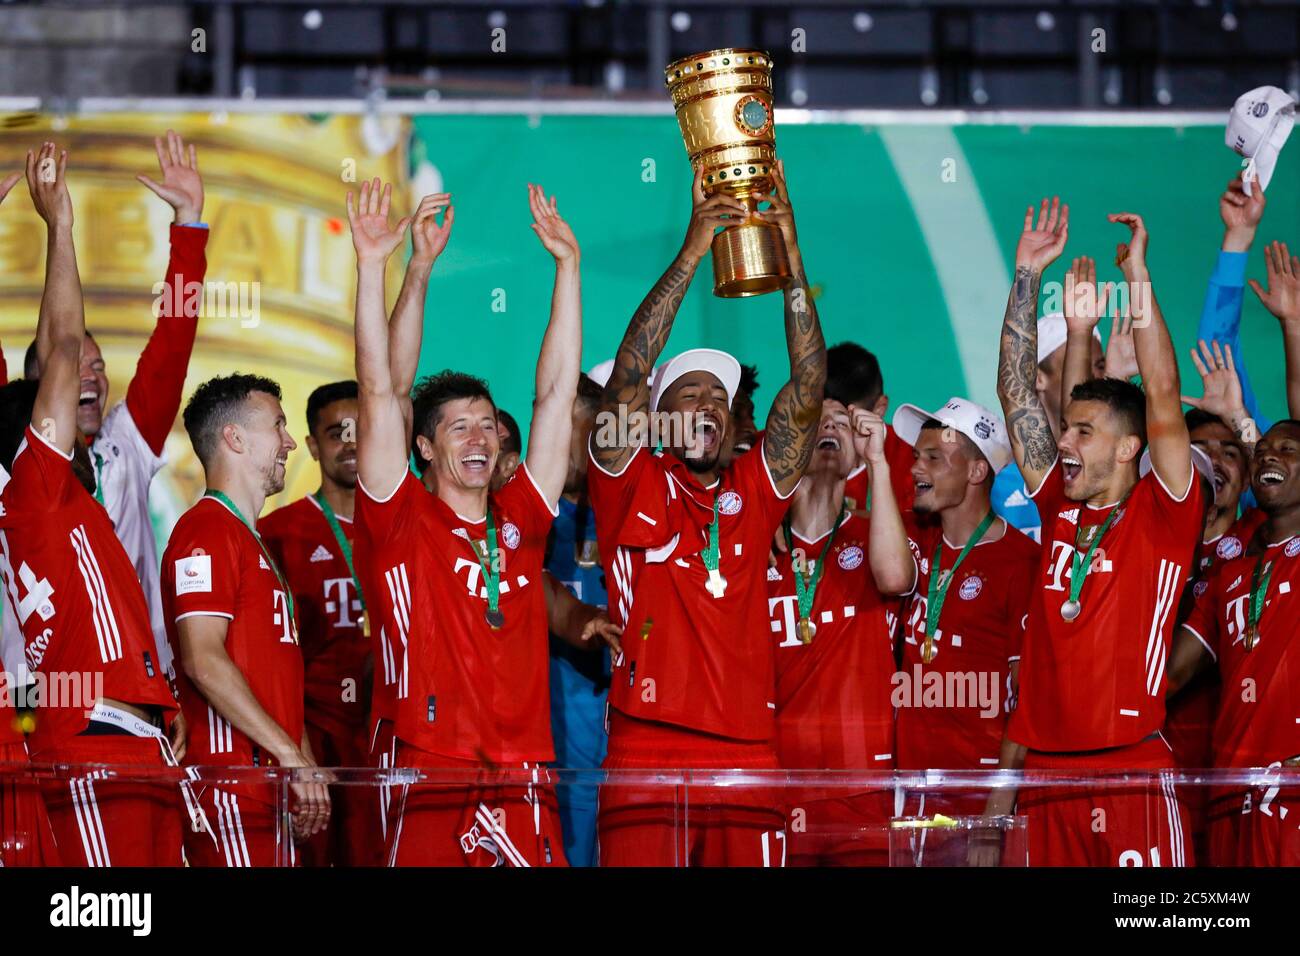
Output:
top-left (1060, 599), bottom-right (1081, 622)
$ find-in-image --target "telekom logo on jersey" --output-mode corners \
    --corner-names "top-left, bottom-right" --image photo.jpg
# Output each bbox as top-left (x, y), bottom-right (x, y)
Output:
top-left (323, 577), bottom-right (362, 628)
top-left (452, 557), bottom-right (532, 599)
top-left (1044, 540), bottom-right (1113, 591)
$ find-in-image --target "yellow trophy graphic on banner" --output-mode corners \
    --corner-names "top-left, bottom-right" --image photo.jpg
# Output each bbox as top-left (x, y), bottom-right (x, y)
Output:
top-left (665, 48), bottom-right (791, 297)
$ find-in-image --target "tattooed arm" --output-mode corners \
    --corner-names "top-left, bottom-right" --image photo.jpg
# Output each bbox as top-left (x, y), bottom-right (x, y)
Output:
top-left (760, 161), bottom-right (826, 495)
top-left (591, 167), bottom-right (745, 475)
top-left (997, 197), bottom-right (1069, 492)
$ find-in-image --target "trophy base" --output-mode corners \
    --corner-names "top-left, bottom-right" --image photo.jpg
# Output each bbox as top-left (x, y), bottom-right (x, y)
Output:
top-left (711, 218), bottom-right (792, 298)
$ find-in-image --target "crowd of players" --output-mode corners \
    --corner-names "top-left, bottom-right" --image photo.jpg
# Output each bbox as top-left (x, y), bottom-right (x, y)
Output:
top-left (0, 130), bottom-right (1297, 868)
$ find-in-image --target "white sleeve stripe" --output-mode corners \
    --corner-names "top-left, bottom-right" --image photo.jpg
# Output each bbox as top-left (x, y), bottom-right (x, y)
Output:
top-left (587, 440), bottom-right (643, 479)
top-left (758, 437), bottom-right (797, 501)
top-left (1150, 463), bottom-right (1195, 504)
top-left (519, 461), bottom-right (560, 518)
top-left (174, 611), bottom-right (235, 622)
top-left (358, 471), bottom-right (407, 504)
top-left (1182, 624), bottom-right (1218, 663)
top-left (24, 426), bottom-right (75, 461)
top-left (1026, 457), bottom-right (1059, 499)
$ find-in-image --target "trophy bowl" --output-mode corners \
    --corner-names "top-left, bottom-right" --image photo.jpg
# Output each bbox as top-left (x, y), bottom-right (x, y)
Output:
top-left (665, 48), bottom-right (792, 298)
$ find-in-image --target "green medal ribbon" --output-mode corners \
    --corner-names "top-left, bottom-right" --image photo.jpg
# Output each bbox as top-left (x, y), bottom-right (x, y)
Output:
top-left (1246, 554), bottom-right (1275, 652)
top-left (924, 511), bottom-right (995, 659)
top-left (203, 489), bottom-right (295, 635)
top-left (784, 504), bottom-right (846, 644)
top-left (471, 506), bottom-right (503, 625)
top-left (311, 491), bottom-right (364, 611)
top-left (92, 449), bottom-right (106, 506)
top-left (701, 491), bottom-right (726, 598)
top-left (1062, 490), bottom-right (1131, 620)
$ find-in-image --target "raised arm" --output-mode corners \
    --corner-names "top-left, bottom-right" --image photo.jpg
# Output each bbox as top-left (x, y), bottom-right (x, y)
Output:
top-left (851, 406), bottom-right (915, 596)
top-left (348, 178), bottom-right (412, 498)
top-left (591, 167), bottom-right (746, 474)
top-left (1110, 212), bottom-right (1192, 495)
top-left (388, 193), bottom-right (453, 444)
top-left (1182, 339), bottom-right (1257, 453)
top-left (27, 143), bottom-right (82, 455)
top-left (1202, 174), bottom-right (1269, 425)
top-left (523, 184), bottom-right (582, 505)
top-left (760, 161), bottom-right (826, 495)
top-left (126, 129), bottom-right (209, 454)
top-left (1248, 240), bottom-right (1300, 420)
top-left (998, 198), bottom-right (1068, 490)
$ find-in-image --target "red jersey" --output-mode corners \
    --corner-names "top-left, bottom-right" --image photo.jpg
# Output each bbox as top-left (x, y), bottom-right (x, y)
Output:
top-left (0, 427), bottom-right (174, 755)
top-left (767, 512), bottom-right (896, 769)
top-left (259, 495), bottom-right (367, 740)
top-left (354, 466), bottom-right (555, 763)
top-left (1182, 531), bottom-right (1300, 768)
top-left (897, 515), bottom-right (1039, 770)
top-left (1009, 459), bottom-right (1204, 752)
top-left (162, 495), bottom-right (305, 770)
top-left (587, 441), bottom-right (792, 741)
top-left (843, 426), bottom-right (915, 515)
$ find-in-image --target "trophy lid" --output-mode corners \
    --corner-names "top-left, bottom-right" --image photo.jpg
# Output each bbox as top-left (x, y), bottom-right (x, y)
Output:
top-left (664, 49), bottom-right (772, 88)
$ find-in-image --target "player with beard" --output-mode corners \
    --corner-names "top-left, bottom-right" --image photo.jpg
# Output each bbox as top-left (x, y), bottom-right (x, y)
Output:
top-left (891, 399), bottom-right (1039, 828)
top-left (20, 130), bottom-right (208, 686)
top-left (163, 373), bottom-right (328, 867)
top-left (995, 199), bottom-right (1201, 866)
top-left (1169, 421), bottom-right (1300, 865)
top-left (350, 179), bottom-right (587, 866)
top-left (0, 145), bottom-right (186, 866)
top-left (766, 400), bottom-right (913, 866)
top-left (588, 161), bottom-right (825, 866)
top-left (259, 380), bottom-right (382, 867)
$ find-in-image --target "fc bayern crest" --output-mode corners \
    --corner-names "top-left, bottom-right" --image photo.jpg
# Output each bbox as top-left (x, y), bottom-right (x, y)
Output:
top-left (717, 490), bottom-right (743, 515)
top-left (958, 575), bottom-right (983, 600)
top-left (1286, 538), bottom-right (1300, 558)
top-left (838, 545), bottom-right (864, 570)
top-left (501, 521), bottom-right (521, 550)
top-left (1193, 580), bottom-right (1209, 599)
top-left (1217, 536), bottom-right (1243, 560)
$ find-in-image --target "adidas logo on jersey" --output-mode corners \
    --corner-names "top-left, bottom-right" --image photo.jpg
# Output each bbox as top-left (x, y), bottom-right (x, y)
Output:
top-left (1058, 508), bottom-right (1080, 524)
top-left (1003, 489), bottom-right (1029, 508)
top-left (309, 544), bottom-right (333, 563)
top-left (767, 566), bottom-right (782, 581)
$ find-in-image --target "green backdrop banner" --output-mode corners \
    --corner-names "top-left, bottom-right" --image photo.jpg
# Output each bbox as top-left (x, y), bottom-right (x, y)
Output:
top-left (410, 116), bottom-right (1298, 441)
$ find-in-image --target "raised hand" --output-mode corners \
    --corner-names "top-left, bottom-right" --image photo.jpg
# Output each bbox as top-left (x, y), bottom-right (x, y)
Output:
top-left (1103, 305), bottom-right (1139, 380)
top-left (1108, 211), bottom-right (1150, 275)
top-left (1221, 173), bottom-right (1265, 251)
top-left (1182, 339), bottom-right (1247, 425)
top-left (137, 129), bottom-right (204, 223)
top-left (527, 183), bottom-right (579, 263)
top-left (0, 171), bottom-right (21, 207)
top-left (681, 164), bottom-right (748, 263)
top-left (1015, 197), bottom-right (1069, 274)
top-left (1248, 240), bottom-right (1300, 327)
top-left (346, 177), bottom-right (411, 263)
top-left (848, 404), bottom-right (887, 465)
top-left (409, 191), bottom-right (454, 266)
top-left (1063, 256), bottom-right (1109, 335)
top-left (25, 141), bottom-right (72, 228)
top-left (759, 159), bottom-right (799, 261)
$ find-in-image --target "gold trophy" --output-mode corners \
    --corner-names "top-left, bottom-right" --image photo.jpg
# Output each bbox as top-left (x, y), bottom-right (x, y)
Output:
top-left (665, 48), bottom-right (791, 297)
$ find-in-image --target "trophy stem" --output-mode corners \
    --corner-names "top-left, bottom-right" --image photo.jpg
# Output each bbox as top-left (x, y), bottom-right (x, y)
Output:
top-left (710, 204), bottom-right (792, 298)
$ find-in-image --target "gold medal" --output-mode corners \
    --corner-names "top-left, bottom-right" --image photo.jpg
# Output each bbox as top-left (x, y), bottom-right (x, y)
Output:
top-left (362, 610), bottom-right (371, 639)
top-left (1244, 624), bottom-right (1258, 652)
top-left (920, 638), bottom-right (936, 664)
top-left (798, 617), bottom-right (816, 644)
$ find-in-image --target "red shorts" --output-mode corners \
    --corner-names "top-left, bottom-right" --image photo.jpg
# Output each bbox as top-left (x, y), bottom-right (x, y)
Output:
top-left (598, 711), bottom-right (785, 867)
top-left (785, 789), bottom-right (895, 867)
top-left (1224, 781), bottom-right (1300, 867)
top-left (38, 735), bottom-right (184, 867)
top-left (1019, 735), bottom-right (1192, 867)
top-left (370, 718), bottom-right (398, 846)
top-left (186, 784), bottom-right (297, 867)
top-left (386, 741), bottom-right (567, 867)
top-left (299, 717), bottom-right (384, 867)
top-left (0, 741), bottom-right (61, 866)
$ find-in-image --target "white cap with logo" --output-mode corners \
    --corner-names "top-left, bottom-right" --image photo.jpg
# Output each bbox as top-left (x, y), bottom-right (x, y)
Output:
top-left (1037, 312), bottom-right (1102, 365)
top-left (892, 397), bottom-right (1015, 474)
top-left (649, 348), bottom-right (742, 412)
top-left (1227, 85), bottom-right (1297, 197)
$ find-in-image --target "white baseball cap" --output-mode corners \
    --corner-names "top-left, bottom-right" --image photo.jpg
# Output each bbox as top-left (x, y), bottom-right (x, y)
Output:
top-left (586, 359), bottom-right (615, 388)
top-left (892, 397), bottom-right (1014, 474)
top-left (1037, 312), bottom-right (1101, 365)
top-left (1227, 85), bottom-right (1296, 197)
top-left (650, 348), bottom-right (741, 412)
top-left (1139, 445), bottom-right (1216, 491)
